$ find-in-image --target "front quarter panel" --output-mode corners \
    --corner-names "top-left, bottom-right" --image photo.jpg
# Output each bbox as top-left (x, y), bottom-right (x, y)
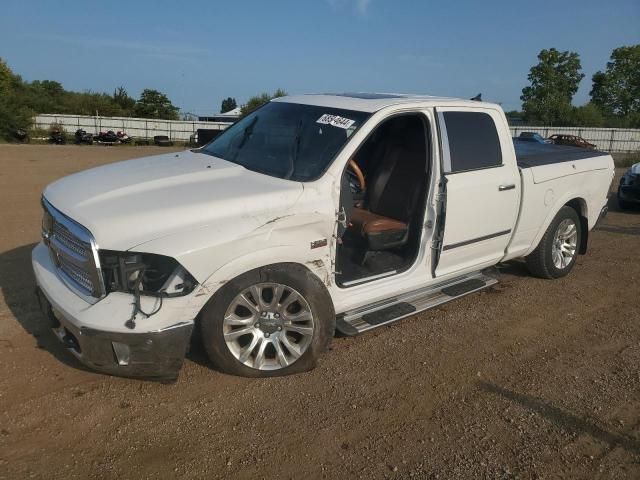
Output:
top-left (132, 180), bottom-right (336, 307)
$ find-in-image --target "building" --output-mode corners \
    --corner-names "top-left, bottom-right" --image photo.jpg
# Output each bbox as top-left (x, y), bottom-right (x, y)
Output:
top-left (198, 107), bottom-right (241, 123)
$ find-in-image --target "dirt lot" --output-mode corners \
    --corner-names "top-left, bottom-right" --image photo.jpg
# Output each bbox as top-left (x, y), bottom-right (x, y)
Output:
top-left (0, 144), bottom-right (638, 479)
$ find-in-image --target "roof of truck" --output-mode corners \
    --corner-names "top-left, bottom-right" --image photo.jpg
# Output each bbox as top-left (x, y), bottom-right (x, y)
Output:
top-left (273, 93), bottom-right (499, 112)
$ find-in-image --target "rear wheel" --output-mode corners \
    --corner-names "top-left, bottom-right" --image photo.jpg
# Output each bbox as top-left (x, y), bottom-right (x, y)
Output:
top-left (200, 264), bottom-right (335, 377)
top-left (526, 206), bottom-right (581, 279)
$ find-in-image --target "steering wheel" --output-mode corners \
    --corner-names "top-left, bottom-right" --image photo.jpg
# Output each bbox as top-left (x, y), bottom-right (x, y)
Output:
top-left (347, 159), bottom-right (366, 192)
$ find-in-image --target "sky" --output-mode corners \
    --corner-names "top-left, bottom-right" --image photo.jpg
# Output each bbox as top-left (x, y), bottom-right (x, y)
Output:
top-left (1, 0), bottom-right (638, 115)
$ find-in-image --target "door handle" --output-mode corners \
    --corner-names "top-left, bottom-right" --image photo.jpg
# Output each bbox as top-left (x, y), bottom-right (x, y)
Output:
top-left (498, 184), bottom-right (516, 191)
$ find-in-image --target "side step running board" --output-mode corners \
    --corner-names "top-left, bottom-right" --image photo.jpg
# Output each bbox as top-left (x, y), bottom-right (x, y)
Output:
top-left (335, 271), bottom-right (497, 336)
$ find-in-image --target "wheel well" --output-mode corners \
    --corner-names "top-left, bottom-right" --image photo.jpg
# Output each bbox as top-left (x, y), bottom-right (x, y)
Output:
top-left (196, 262), bottom-right (332, 319)
top-left (194, 262), bottom-right (336, 357)
top-left (565, 198), bottom-right (588, 254)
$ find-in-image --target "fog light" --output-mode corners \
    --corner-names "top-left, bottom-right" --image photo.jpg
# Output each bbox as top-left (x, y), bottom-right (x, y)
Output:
top-left (112, 342), bottom-right (131, 366)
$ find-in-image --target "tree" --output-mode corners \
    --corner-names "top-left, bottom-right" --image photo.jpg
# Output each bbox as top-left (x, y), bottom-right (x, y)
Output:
top-left (567, 103), bottom-right (605, 127)
top-left (220, 97), bottom-right (237, 113)
top-left (27, 80), bottom-right (66, 114)
top-left (0, 58), bottom-right (33, 139)
top-left (1, 57), bottom-right (192, 137)
top-left (240, 89), bottom-right (287, 117)
top-left (113, 86), bottom-right (136, 114)
top-left (590, 45), bottom-right (640, 117)
top-left (133, 89), bottom-right (180, 120)
top-left (521, 48), bottom-right (584, 125)
top-left (31, 80), bottom-right (64, 98)
top-left (505, 110), bottom-right (525, 125)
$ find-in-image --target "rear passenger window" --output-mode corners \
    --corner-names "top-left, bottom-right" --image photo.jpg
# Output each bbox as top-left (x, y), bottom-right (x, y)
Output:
top-left (442, 112), bottom-right (502, 172)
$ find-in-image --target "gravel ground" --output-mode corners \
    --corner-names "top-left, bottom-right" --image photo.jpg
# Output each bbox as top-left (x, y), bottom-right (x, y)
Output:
top-left (0, 144), bottom-right (638, 479)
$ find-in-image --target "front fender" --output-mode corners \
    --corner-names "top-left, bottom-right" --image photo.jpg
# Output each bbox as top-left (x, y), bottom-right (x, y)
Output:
top-left (132, 209), bottom-right (335, 308)
top-left (195, 245), bottom-right (333, 303)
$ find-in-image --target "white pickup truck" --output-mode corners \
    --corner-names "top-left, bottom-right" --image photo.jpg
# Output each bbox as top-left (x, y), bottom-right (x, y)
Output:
top-left (33, 93), bottom-right (614, 380)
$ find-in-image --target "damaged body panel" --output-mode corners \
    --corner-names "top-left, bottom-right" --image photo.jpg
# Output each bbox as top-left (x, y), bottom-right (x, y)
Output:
top-left (33, 243), bottom-right (197, 379)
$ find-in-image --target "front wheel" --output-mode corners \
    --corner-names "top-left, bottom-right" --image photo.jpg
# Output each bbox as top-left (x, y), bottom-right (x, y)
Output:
top-left (526, 206), bottom-right (581, 279)
top-left (199, 265), bottom-right (335, 377)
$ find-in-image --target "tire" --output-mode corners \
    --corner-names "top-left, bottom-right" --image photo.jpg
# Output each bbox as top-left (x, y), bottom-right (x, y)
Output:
top-left (525, 206), bottom-right (582, 279)
top-left (199, 264), bottom-right (335, 377)
top-left (617, 194), bottom-right (632, 210)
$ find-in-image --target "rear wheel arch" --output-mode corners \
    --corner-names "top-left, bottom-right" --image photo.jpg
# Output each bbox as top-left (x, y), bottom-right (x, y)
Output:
top-left (565, 198), bottom-right (589, 254)
top-left (525, 205), bottom-right (582, 279)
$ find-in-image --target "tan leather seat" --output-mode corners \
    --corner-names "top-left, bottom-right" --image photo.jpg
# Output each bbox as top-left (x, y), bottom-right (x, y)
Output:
top-left (350, 208), bottom-right (407, 235)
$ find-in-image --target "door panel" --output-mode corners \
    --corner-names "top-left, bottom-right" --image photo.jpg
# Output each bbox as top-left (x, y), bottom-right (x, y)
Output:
top-left (434, 107), bottom-right (520, 277)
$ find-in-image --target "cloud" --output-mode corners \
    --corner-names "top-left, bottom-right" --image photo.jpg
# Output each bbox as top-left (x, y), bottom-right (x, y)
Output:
top-left (355, 0), bottom-right (372, 14)
top-left (327, 0), bottom-right (372, 15)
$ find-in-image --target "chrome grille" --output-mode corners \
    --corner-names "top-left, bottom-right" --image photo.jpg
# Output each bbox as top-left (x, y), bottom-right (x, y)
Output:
top-left (58, 255), bottom-right (94, 292)
top-left (42, 199), bottom-right (105, 301)
top-left (52, 222), bottom-right (90, 257)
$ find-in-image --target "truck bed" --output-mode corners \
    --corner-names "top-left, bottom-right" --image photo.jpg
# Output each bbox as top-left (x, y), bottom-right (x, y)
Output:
top-left (513, 140), bottom-right (605, 169)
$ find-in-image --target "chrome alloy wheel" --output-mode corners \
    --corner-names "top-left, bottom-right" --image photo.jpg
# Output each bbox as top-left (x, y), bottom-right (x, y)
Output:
top-left (552, 219), bottom-right (578, 269)
top-left (223, 283), bottom-right (315, 370)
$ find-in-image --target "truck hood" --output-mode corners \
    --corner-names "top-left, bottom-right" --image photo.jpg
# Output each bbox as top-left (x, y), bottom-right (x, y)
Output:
top-left (43, 150), bottom-right (304, 250)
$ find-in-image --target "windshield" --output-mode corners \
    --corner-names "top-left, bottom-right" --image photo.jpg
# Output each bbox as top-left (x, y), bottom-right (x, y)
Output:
top-left (201, 101), bottom-right (370, 181)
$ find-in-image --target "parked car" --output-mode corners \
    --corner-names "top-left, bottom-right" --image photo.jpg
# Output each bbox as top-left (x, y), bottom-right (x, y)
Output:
top-left (12, 128), bottom-right (30, 143)
top-left (33, 93), bottom-right (614, 381)
top-left (48, 128), bottom-right (65, 145)
top-left (94, 130), bottom-right (119, 144)
top-left (154, 135), bottom-right (174, 147)
top-left (548, 134), bottom-right (596, 150)
top-left (74, 129), bottom-right (94, 145)
top-left (617, 162), bottom-right (640, 209)
top-left (116, 131), bottom-right (131, 144)
top-left (516, 132), bottom-right (550, 144)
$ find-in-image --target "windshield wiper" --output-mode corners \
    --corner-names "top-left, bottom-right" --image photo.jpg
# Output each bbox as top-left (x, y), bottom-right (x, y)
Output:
top-left (230, 116), bottom-right (258, 161)
top-left (286, 119), bottom-right (303, 180)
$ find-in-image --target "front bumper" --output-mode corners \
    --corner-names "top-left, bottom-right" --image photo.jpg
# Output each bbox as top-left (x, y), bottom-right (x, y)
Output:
top-left (32, 242), bottom-right (196, 381)
top-left (618, 184), bottom-right (640, 205)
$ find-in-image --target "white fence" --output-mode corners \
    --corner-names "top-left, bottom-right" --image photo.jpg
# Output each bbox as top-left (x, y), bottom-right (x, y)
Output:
top-left (33, 114), bottom-right (231, 142)
top-left (510, 126), bottom-right (640, 153)
top-left (33, 114), bottom-right (640, 152)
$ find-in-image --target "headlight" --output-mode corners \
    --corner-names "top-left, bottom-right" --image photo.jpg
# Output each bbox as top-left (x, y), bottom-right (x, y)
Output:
top-left (620, 173), bottom-right (636, 186)
top-left (100, 250), bottom-right (197, 297)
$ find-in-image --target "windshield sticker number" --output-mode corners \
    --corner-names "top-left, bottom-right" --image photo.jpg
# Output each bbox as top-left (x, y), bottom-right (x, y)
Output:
top-left (316, 114), bottom-right (356, 129)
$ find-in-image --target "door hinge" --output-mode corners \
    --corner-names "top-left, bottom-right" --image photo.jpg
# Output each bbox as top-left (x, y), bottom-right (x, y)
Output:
top-left (330, 258), bottom-right (341, 276)
top-left (431, 239), bottom-right (442, 250)
top-left (336, 207), bottom-right (348, 229)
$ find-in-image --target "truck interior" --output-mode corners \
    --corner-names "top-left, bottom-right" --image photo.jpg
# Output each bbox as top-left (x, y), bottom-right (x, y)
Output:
top-left (335, 114), bottom-right (430, 287)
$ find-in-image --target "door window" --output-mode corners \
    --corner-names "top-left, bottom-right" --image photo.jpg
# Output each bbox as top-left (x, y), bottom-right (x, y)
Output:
top-left (441, 112), bottom-right (502, 173)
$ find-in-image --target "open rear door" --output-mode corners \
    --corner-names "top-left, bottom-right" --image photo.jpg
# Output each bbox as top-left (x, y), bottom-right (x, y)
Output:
top-left (433, 107), bottom-right (520, 277)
